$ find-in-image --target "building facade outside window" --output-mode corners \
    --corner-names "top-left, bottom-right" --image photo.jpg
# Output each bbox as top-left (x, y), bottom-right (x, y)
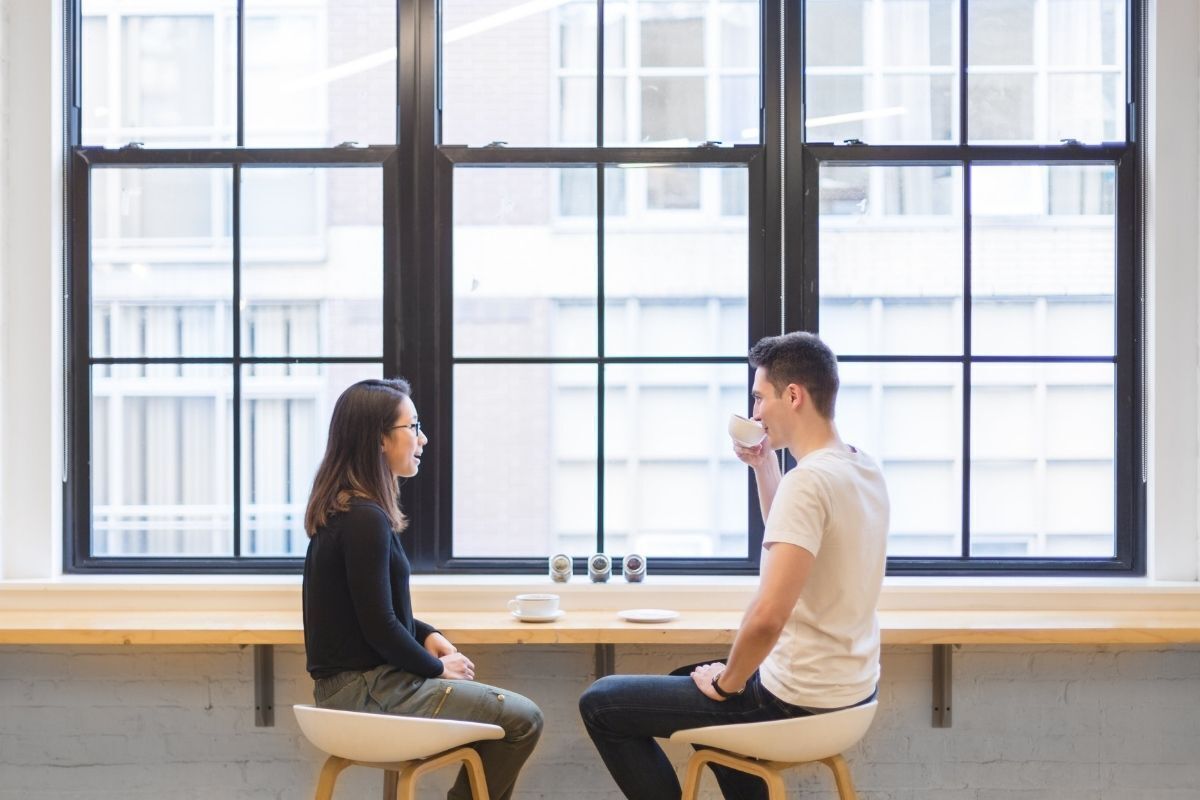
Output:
top-left (67, 0), bottom-right (1142, 574)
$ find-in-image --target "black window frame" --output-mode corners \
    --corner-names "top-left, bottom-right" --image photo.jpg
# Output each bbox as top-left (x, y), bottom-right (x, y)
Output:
top-left (63, 0), bottom-right (1143, 576)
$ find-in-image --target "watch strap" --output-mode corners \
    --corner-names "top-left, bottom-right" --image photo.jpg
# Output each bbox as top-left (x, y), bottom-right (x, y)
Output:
top-left (711, 670), bottom-right (745, 699)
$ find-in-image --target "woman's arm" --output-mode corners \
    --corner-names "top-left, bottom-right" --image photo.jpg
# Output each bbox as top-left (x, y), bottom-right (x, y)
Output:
top-left (340, 508), bottom-right (446, 678)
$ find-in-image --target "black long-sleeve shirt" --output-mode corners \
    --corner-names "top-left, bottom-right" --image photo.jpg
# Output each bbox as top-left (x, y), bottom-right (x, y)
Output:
top-left (302, 500), bottom-right (444, 680)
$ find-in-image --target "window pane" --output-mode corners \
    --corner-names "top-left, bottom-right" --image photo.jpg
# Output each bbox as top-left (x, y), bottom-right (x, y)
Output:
top-left (838, 362), bottom-right (963, 557)
top-left (454, 364), bottom-right (597, 557)
top-left (805, 0), bottom-right (956, 144)
top-left (241, 167), bottom-right (383, 358)
top-left (640, 76), bottom-right (706, 143)
top-left (972, 164), bottom-right (1115, 356)
top-left (245, 1), bottom-right (396, 146)
top-left (969, 0), bottom-right (1123, 143)
top-left (454, 168), bottom-right (598, 358)
top-left (241, 363), bottom-right (382, 557)
top-left (721, 76), bottom-right (759, 145)
top-left (806, 0), bottom-right (865, 67)
top-left (88, 9), bottom-right (235, 147)
top-left (969, 0), bottom-right (1034, 65)
top-left (606, 0), bottom-right (759, 146)
top-left (1046, 0), bottom-right (1125, 141)
top-left (605, 363), bottom-right (748, 557)
top-left (819, 165), bottom-right (963, 356)
top-left (970, 363), bottom-right (1115, 558)
top-left (640, 4), bottom-right (705, 67)
top-left (721, 2), bottom-right (759, 70)
top-left (91, 168), bottom-right (232, 358)
top-left (1048, 73), bottom-right (1121, 143)
top-left (91, 365), bottom-right (233, 557)
top-left (81, 14), bottom-right (111, 141)
top-left (605, 167), bottom-right (748, 357)
top-left (968, 73), bottom-right (1034, 141)
top-left (443, 0), bottom-right (594, 146)
top-left (805, 75), bottom-right (865, 143)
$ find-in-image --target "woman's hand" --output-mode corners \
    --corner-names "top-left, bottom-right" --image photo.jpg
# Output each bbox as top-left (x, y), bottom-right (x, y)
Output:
top-left (424, 631), bottom-right (458, 659)
top-left (438, 652), bottom-right (475, 681)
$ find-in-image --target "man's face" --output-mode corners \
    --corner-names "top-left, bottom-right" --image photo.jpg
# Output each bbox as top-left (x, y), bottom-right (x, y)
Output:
top-left (751, 366), bottom-right (789, 448)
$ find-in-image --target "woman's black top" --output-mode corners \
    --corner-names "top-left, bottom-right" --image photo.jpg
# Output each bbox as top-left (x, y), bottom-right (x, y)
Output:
top-left (303, 499), bottom-right (444, 680)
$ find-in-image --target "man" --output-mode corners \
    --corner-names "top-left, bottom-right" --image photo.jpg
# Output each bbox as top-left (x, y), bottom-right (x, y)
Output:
top-left (578, 332), bottom-right (889, 800)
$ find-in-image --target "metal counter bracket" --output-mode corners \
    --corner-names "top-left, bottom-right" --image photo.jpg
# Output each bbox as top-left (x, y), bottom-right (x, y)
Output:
top-left (594, 643), bottom-right (615, 678)
top-left (932, 644), bottom-right (953, 728)
top-left (254, 644), bottom-right (274, 727)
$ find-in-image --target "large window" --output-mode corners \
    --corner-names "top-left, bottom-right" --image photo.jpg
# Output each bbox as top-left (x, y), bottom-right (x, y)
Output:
top-left (67, 0), bottom-right (1141, 574)
top-left (797, 0), bottom-right (1140, 571)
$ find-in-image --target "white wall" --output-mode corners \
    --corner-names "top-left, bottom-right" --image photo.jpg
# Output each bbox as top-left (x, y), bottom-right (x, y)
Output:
top-left (1, 643), bottom-right (1199, 799)
top-left (0, 0), bottom-right (62, 579)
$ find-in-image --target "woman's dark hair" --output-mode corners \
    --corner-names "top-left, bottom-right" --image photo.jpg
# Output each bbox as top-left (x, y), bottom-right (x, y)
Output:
top-left (304, 378), bottom-right (412, 536)
top-left (748, 332), bottom-right (840, 419)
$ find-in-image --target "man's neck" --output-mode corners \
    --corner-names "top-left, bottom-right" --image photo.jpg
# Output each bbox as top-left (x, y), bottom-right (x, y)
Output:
top-left (786, 422), bottom-right (845, 463)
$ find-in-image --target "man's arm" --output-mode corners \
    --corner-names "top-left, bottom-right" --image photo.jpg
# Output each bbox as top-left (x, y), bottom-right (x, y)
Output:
top-left (693, 541), bottom-right (814, 699)
top-left (734, 442), bottom-right (783, 523)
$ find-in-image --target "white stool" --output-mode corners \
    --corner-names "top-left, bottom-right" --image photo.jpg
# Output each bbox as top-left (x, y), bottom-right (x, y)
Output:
top-left (669, 700), bottom-right (878, 800)
top-left (293, 704), bottom-right (504, 800)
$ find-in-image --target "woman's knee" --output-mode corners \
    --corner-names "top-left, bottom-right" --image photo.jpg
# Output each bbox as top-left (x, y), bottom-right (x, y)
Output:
top-left (498, 689), bottom-right (543, 742)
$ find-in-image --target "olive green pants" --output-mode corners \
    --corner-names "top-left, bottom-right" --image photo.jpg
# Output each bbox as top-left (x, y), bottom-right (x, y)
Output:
top-left (314, 665), bottom-right (543, 800)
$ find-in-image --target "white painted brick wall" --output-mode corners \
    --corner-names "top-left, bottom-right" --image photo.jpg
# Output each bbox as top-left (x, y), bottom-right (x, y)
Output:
top-left (1, 644), bottom-right (1198, 799)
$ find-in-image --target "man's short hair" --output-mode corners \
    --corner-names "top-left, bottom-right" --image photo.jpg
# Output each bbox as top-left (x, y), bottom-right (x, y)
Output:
top-left (748, 332), bottom-right (839, 419)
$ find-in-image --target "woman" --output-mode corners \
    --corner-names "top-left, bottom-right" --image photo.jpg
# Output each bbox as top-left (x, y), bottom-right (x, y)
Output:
top-left (302, 378), bottom-right (542, 800)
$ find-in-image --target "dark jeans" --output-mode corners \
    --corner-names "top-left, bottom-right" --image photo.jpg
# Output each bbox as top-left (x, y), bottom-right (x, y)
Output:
top-left (579, 662), bottom-right (828, 800)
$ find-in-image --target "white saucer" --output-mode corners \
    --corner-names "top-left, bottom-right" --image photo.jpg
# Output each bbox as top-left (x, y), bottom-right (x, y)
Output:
top-left (511, 609), bottom-right (565, 623)
top-left (617, 608), bottom-right (680, 624)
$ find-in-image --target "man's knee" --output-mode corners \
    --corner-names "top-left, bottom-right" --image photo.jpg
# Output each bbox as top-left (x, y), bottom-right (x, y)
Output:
top-left (578, 675), bottom-right (625, 728)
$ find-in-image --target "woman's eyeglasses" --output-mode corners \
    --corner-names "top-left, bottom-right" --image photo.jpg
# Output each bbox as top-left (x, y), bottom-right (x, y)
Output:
top-left (391, 421), bottom-right (421, 436)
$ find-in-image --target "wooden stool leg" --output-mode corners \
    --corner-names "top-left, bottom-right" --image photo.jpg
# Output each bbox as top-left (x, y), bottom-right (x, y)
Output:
top-left (684, 749), bottom-right (788, 800)
top-left (396, 747), bottom-right (489, 800)
top-left (820, 754), bottom-right (858, 800)
top-left (314, 756), bottom-right (352, 800)
top-left (762, 767), bottom-right (788, 800)
top-left (680, 751), bottom-right (713, 800)
top-left (460, 747), bottom-right (491, 800)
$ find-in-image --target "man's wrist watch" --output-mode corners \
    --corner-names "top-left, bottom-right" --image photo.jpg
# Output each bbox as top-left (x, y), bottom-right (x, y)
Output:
top-left (710, 670), bottom-right (745, 699)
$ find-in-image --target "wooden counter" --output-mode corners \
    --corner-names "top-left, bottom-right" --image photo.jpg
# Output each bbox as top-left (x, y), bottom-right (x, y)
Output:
top-left (4, 607), bottom-right (1200, 646)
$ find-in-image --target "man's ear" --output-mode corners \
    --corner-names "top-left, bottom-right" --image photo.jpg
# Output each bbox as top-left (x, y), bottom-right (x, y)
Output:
top-left (787, 383), bottom-right (805, 409)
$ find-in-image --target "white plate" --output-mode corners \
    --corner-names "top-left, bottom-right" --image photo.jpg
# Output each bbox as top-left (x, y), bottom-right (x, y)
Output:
top-left (511, 609), bottom-right (565, 623)
top-left (617, 608), bottom-right (680, 624)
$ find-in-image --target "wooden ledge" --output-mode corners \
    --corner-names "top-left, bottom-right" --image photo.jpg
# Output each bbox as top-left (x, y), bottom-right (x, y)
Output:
top-left (3, 608), bottom-right (1200, 646)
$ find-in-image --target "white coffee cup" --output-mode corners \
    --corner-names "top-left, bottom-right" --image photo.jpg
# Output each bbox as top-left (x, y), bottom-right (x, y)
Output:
top-left (507, 593), bottom-right (560, 617)
top-left (728, 413), bottom-right (765, 447)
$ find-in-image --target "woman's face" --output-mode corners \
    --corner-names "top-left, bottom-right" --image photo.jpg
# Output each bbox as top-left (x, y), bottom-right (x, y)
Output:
top-left (382, 396), bottom-right (428, 478)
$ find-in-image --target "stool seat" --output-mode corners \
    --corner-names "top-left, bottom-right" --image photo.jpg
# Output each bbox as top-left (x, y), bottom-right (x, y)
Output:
top-left (668, 701), bottom-right (878, 800)
top-left (294, 704), bottom-right (504, 762)
top-left (293, 705), bottom-right (504, 800)
top-left (669, 700), bottom-right (877, 762)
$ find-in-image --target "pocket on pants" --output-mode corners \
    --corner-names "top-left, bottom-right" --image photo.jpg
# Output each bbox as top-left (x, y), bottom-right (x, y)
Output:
top-left (315, 672), bottom-right (369, 711)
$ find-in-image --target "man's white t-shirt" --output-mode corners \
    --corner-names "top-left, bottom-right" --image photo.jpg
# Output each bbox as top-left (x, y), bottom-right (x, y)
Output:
top-left (758, 446), bottom-right (889, 709)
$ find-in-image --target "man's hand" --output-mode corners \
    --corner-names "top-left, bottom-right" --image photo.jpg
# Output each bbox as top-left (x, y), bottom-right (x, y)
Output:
top-left (732, 440), bottom-right (776, 472)
top-left (438, 652), bottom-right (475, 681)
top-left (691, 662), bottom-right (742, 702)
top-left (424, 631), bottom-right (457, 658)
